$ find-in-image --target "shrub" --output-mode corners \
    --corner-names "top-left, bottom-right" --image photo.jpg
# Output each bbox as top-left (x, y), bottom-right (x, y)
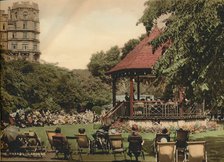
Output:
top-left (92, 106), bottom-right (102, 115)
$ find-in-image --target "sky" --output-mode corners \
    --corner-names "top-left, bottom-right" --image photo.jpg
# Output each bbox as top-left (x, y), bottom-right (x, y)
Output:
top-left (1, 0), bottom-right (148, 69)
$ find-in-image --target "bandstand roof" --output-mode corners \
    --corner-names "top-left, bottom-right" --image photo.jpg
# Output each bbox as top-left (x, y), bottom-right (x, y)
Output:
top-left (107, 27), bottom-right (166, 78)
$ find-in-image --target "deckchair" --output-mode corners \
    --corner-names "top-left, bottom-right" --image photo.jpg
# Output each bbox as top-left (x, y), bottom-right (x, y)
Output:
top-left (52, 136), bottom-right (71, 159)
top-left (45, 130), bottom-right (56, 150)
top-left (75, 134), bottom-right (90, 161)
top-left (109, 134), bottom-right (126, 160)
top-left (22, 132), bottom-right (45, 157)
top-left (156, 142), bottom-right (176, 162)
top-left (176, 129), bottom-right (189, 150)
top-left (1, 139), bottom-right (8, 151)
top-left (127, 136), bottom-right (145, 161)
top-left (153, 133), bottom-right (170, 153)
top-left (186, 141), bottom-right (207, 162)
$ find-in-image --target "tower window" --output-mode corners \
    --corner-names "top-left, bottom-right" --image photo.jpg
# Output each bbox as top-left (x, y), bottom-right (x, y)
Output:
top-left (3, 24), bottom-right (5, 30)
top-left (12, 32), bottom-right (16, 38)
top-left (23, 11), bottom-right (28, 19)
top-left (33, 44), bottom-right (37, 50)
top-left (22, 44), bottom-right (28, 50)
top-left (23, 32), bottom-right (27, 38)
top-left (12, 43), bottom-right (17, 49)
top-left (23, 21), bottom-right (27, 29)
top-left (33, 12), bottom-right (36, 18)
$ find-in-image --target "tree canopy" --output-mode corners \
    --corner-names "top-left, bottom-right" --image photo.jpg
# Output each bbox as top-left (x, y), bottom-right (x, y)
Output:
top-left (88, 46), bottom-right (121, 83)
top-left (139, 0), bottom-right (224, 108)
top-left (121, 39), bottom-right (140, 59)
top-left (1, 60), bottom-right (111, 113)
top-left (88, 35), bottom-right (146, 84)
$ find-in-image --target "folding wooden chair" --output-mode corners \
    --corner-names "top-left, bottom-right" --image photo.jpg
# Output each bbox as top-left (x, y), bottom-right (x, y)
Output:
top-left (176, 129), bottom-right (189, 149)
top-left (127, 136), bottom-right (145, 161)
top-left (153, 133), bottom-right (170, 153)
top-left (156, 142), bottom-right (176, 162)
top-left (109, 134), bottom-right (126, 160)
top-left (52, 136), bottom-right (71, 159)
top-left (23, 132), bottom-right (45, 157)
top-left (45, 130), bottom-right (56, 150)
top-left (75, 134), bottom-right (91, 161)
top-left (186, 141), bottom-right (207, 162)
top-left (176, 129), bottom-right (189, 156)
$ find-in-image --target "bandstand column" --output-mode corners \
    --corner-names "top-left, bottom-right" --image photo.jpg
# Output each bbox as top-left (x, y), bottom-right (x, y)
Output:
top-left (137, 76), bottom-right (140, 100)
top-left (112, 77), bottom-right (116, 107)
top-left (130, 77), bottom-right (134, 117)
top-left (179, 86), bottom-right (184, 116)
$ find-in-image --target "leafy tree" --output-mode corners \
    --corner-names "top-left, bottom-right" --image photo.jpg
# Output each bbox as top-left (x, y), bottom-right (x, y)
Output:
top-left (138, 0), bottom-right (224, 108)
top-left (121, 39), bottom-right (140, 59)
top-left (121, 34), bottom-right (147, 59)
top-left (88, 46), bottom-right (121, 83)
top-left (1, 60), bottom-right (111, 113)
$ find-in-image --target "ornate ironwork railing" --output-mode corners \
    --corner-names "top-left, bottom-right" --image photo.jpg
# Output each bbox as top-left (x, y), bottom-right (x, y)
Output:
top-left (102, 101), bottom-right (205, 123)
top-left (101, 102), bottom-right (125, 125)
top-left (133, 101), bottom-right (179, 117)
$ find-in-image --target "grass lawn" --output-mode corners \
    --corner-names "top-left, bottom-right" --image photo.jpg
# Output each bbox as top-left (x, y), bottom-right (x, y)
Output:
top-left (1, 123), bottom-right (223, 161)
top-left (20, 123), bottom-right (224, 153)
top-left (21, 124), bottom-right (98, 149)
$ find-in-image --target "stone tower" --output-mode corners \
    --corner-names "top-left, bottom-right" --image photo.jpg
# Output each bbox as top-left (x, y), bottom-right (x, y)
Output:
top-left (0, 10), bottom-right (8, 51)
top-left (0, 1), bottom-right (40, 62)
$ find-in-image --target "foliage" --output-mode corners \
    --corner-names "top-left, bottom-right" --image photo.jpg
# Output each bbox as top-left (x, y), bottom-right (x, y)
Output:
top-left (121, 39), bottom-right (140, 59)
top-left (88, 35), bottom-right (147, 84)
top-left (1, 60), bottom-right (111, 113)
top-left (92, 106), bottom-right (102, 115)
top-left (139, 0), bottom-right (224, 108)
top-left (88, 46), bottom-right (121, 83)
top-left (120, 34), bottom-right (147, 59)
top-left (138, 0), bottom-right (173, 33)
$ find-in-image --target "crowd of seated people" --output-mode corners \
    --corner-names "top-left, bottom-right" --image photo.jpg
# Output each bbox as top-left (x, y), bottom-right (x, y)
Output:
top-left (1, 120), bottom-right (207, 162)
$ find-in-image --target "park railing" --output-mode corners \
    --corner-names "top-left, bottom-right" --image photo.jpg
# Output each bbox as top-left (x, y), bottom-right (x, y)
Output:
top-left (101, 102), bottom-right (125, 125)
top-left (102, 100), bottom-right (205, 123)
top-left (132, 101), bottom-right (179, 118)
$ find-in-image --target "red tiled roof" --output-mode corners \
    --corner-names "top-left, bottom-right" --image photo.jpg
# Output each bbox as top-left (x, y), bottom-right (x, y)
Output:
top-left (107, 27), bottom-right (164, 75)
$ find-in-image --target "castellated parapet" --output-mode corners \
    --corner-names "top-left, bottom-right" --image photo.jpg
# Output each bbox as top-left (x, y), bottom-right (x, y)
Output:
top-left (12, 1), bottom-right (39, 10)
top-left (0, 1), bottom-right (41, 62)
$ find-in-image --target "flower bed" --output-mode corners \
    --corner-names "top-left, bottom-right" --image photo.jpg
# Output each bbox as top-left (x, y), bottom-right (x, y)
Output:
top-left (111, 119), bottom-right (219, 134)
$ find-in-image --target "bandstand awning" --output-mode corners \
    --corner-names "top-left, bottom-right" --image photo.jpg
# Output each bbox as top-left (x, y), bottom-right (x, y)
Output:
top-left (106, 26), bottom-right (167, 78)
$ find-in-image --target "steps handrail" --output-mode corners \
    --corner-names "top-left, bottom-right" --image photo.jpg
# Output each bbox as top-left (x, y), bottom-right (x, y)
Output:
top-left (102, 102), bottom-right (124, 120)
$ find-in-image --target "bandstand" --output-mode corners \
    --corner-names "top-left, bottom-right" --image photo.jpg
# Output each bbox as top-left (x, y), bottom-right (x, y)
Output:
top-left (103, 27), bottom-right (205, 123)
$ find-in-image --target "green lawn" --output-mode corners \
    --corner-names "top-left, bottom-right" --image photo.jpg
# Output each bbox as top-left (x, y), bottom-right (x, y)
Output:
top-left (19, 123), bottom-right (156, 154)
top-left (18, 124), bottom-right (224, 160)
top-left (20, 123), bottom-right (224, 153)
top-left (21, 124), bottom-right (98, 149)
